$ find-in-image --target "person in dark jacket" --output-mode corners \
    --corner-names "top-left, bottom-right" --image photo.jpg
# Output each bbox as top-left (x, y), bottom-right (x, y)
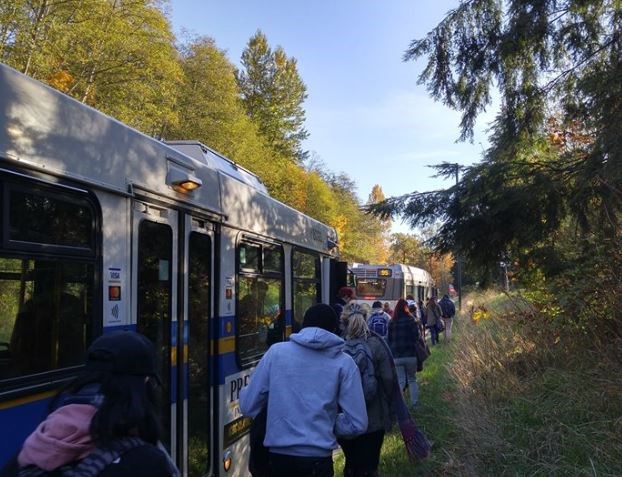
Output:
top-left (11, 331), bottom-right (179, 477)
top-left (338, 303), bottom-right (396, 477)
top-left (332, 287), bottom-right (356, 335)
top-left (388, 298), bottom-right (420, 408)
top-left (426, 296), bottom-right (443, 345)
top-left (439, 294), bottom-right (456, 342)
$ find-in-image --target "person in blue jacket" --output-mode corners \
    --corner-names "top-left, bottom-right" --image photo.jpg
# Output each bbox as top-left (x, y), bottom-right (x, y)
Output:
top-left (239, 303), bottom-right (368, 477)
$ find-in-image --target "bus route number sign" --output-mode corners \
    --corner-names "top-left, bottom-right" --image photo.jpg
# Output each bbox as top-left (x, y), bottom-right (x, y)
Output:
top-left (377, 268), bottom-right (392, 277)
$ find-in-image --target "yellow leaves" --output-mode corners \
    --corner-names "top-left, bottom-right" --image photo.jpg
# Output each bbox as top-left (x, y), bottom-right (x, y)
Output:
top-left (48, 70), bottom-right (73, 92)
top-left (471, 305), bottom-right (490, 322)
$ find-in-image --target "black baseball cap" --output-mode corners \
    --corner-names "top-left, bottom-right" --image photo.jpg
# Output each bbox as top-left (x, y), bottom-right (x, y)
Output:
top-left (86, 331), bottom-right (161, 384)
top-left (303, 303), bottom-right (338, 333)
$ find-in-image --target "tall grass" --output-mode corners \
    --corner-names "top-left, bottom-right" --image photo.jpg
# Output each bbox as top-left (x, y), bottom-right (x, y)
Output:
top-left (335, 291), bottom-right (622, 476)
top-left (451, 291), bottom-right (622, 476)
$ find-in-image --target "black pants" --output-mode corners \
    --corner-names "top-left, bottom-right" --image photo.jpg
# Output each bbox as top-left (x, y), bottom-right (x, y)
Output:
top-left (338, 430), bottom-right (385, 476)
top-left (269, 452), bottom-right (333, 477)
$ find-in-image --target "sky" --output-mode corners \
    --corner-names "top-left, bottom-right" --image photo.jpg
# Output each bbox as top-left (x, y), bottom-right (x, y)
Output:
top-left (170, 0), bottom-right (495, 232)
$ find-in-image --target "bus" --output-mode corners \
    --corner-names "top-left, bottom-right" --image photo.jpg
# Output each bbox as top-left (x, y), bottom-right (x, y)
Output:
top-left (0, 63), bottom-right (348, 476)
top-left (351, 263), bottom-right (435, 309)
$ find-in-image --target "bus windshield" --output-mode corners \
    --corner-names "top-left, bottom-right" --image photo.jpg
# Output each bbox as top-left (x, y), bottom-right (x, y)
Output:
top-left (356, 279), bottom-right (386, 298)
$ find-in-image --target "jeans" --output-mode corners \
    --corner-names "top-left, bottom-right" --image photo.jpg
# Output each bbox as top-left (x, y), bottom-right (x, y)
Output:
top-left (443, 317), bottom-right (453, 341)
top-left (269, 452), bottom-right (333, 477)
top-left (394, 356), bottom-right (418, 407)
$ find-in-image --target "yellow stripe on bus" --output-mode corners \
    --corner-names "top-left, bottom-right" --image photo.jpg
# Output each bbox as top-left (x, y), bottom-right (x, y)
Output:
top-left (0, 390), bottom-right (56, 410)
top-left (218, 336), bottom-right (235, 354)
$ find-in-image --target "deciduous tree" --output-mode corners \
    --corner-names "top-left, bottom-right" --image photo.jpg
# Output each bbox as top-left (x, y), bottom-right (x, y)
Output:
top-left (238, 30), bottom-right (309, 162)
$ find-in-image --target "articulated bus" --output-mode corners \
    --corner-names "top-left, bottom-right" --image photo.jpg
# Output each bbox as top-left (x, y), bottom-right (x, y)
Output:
top-left (351, 263), bottom-right (435, 308)
top-left (0, 63), bottom-right (347, 476)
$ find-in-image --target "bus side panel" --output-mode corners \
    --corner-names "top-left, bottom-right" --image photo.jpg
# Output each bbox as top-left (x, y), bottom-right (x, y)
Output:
top-left (0, 397), bottom-right (50, 462)
top-left (99, 192), bottom-right (132, 330)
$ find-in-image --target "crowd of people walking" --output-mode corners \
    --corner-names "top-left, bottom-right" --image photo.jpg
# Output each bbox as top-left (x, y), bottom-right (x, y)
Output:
top-left (242, 286), bottom-right (457, 477)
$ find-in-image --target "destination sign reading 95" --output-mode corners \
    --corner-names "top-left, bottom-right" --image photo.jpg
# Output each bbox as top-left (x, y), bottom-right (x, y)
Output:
top-left (377, 268), bottom-right (392, 277)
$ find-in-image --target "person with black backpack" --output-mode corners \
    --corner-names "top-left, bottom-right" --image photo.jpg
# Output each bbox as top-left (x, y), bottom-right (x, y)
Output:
top-left (2, 331), bottom-right (179, 477)
top-left (439, 294), bottom-right (457, 342)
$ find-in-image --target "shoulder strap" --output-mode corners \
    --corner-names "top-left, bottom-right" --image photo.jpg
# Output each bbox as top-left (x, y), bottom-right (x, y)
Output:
top-left (63, 437), bottom-right (147, 477)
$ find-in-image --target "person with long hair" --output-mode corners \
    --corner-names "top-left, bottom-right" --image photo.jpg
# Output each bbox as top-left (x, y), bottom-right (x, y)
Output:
top-left (5, 331), bottom-right (178, 477)
top-left (388, 298), bottom-right (421, 408)
top-left (426, 295), bottom-right (443, 345)
top-left (338, 303), bottom-right (396, 477)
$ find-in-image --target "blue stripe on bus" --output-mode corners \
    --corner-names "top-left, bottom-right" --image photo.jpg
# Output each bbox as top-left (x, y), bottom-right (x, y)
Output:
top-left (284, 308), bottom-right (292, 327)
top-left (217, 351), bottom-right (240, 385)
top-left (0, 398), bottom-right (49, 464)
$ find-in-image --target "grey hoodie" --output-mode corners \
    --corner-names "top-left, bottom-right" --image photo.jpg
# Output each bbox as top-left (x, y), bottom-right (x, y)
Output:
top-left (239, 327), bottom-right (368, 457)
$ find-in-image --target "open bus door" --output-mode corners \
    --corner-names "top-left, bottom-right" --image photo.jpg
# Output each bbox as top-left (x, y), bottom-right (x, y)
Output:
top-left (347, 268), bottom-right (357, 289)
top-left (329, 259), bottom-right (348, 303)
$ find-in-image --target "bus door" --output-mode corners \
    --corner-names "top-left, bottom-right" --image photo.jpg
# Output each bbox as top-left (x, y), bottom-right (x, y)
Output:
top-left (133, 202), bottom-right (215, 476)
top-left (132, 201), bottom-right (179, 459)
top-left (183, 215), bottom-right (213, 477)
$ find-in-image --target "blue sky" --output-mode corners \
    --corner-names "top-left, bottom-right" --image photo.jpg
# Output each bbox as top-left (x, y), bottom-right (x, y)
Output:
top-left (170, 1), bottom-right (494, 231)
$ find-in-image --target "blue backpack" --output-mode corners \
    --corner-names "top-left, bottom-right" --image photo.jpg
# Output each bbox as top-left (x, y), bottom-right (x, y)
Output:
top-left (368, 311), bottom-right (388, 338)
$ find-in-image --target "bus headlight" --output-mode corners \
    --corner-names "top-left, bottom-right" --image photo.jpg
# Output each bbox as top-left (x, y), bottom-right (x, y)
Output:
top-left (223, 449), bottom-right (232, 472)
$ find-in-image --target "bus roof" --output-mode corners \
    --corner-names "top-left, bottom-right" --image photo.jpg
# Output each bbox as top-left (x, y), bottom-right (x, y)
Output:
top-left (0, 62), bottom-right (337, 254)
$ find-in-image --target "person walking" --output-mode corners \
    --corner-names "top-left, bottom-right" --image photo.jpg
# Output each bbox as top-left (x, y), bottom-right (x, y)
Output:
top-left (388, 298), bottom-right (420, 409)
top-left (5, 331), bottom-right (179, 477)
top-left (417, 299), bottom-right (427, 339)
top-left (438, 294), bottom-right (456, 342)
top-left (367, 301), bottom-right (390, 340)
top-left (239, 303), bottom-right (368, 477)
top-left (333, 287), bottom-right (356, 335)
top-left (339, 303), bottom-right (396, 477)
top-left (426, 296), bottom-right (443, 346)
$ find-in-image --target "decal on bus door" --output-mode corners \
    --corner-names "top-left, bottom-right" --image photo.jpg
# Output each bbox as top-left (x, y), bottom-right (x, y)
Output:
top-left (106, 267), bottom-right (124, 325)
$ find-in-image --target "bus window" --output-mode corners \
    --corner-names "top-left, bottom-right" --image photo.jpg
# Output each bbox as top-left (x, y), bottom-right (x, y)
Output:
top-left (0, 181), bottom-right (97, 384)
top-left (355, 279), bottom-right (386, 299)
top-left (236, 242), bottom-right (283, 367)
top-left (1, 259), bottom-right (93, 380)
top-left (292, 250), bottom-right (321, 333)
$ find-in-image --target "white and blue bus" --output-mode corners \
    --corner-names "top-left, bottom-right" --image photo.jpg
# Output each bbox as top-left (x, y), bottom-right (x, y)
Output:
top-left (0, 63), bottom-right (348, 476)
top-left (351, 263), bottom-right (435, 309)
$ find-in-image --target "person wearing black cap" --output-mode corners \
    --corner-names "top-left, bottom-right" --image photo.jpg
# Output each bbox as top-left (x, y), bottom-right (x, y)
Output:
top-left (7, 331), bottom-right (179, 477)
top-left (240, 303), bottom-right (368, 477)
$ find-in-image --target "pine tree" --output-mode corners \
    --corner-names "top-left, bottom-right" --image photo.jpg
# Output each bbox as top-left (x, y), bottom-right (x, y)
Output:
top-left (371, 1), bottom-right (622, 279)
